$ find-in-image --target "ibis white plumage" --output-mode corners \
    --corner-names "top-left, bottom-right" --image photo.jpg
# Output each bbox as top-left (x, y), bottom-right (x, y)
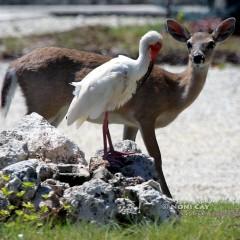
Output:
top-left (66, 30), bottom-right (162, 161)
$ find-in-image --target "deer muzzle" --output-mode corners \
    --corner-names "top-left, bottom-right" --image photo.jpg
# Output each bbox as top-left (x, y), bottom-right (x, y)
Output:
top-left (193, 54), bottom-right (205, 64)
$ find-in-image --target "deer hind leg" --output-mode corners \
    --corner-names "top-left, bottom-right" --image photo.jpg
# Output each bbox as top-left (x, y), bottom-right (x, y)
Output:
top-left (123, 125), bottom-right (138, 141)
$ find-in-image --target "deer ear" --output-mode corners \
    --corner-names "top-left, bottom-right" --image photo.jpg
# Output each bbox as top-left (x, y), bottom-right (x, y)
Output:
top-left (212, 18), bottom-right (236, 42)
top-left (166, 19), bottom-right (191, 42)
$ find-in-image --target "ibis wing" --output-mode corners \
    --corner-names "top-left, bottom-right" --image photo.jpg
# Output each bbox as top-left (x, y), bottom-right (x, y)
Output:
top-left (70, 82), bottom-right (81, 96)
top-left (66, 61), bottom-right (128, 126)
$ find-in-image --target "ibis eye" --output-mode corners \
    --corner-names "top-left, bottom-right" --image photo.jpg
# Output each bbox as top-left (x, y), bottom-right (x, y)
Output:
top-left (187, 42), bottom-right (192, 49)
top-left (207, 41), bottom-right (215, 49)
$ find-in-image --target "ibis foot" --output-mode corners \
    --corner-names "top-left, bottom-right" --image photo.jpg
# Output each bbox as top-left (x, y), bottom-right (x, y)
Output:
top-left (103, 150), bottom-right (134, 171)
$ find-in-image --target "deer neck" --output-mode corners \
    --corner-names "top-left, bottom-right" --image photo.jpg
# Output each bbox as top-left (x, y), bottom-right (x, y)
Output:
top-left (179, 61), bottom-right (209, 109)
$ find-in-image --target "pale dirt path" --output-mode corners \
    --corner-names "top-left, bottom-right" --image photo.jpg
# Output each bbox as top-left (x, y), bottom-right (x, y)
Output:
top-left (0, 14), bottom-right (163, 38)
top-left (0, 63), bottom-right (239, 202)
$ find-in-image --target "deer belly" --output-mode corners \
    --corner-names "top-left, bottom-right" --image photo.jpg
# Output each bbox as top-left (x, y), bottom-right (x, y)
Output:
top-left (155, 111), bottom-right (179, 128)
top-left (88, 112), bottom-right (137, 127)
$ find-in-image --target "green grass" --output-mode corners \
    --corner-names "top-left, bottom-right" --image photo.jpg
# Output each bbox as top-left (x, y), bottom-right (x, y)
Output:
top-left (0, 23), bottom-right (239, 65)
top-left (0, 202), bottom-right (240, 240)
top-left (0, 23), bottom-right (165, 59)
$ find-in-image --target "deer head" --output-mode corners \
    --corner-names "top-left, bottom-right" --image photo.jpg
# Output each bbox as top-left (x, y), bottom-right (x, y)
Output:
top-left (166, 18), bottom-right (236, 67)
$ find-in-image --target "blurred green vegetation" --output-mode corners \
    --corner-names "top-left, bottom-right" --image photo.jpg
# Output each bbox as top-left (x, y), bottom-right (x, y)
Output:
top-left (0, 23), bottom-right (239, 65)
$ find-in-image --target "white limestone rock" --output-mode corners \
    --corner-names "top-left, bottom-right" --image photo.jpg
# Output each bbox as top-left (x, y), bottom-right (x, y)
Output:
top-left (0, 113), bottom-right (86, 169)
top-left (56, 164), bottom-right (90, 186)
top-left (0, 130), bottom-right (28, 169)
top-left (63, 179), bottom-right (116, 224)
top-left (1, 159), bottom-right (40, 205)
top-left (126, 180), bottom-right (179, 221)
top-left (115, 198), bottom-right (139, 222)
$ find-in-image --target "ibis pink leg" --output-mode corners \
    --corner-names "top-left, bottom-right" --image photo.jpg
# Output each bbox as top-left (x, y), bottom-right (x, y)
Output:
top-left (102, 112), bottom-right (134, 166)
top-left (103, 112), bottom-right (108, 156)
top-left (104, 112), bottom-right (114, 152)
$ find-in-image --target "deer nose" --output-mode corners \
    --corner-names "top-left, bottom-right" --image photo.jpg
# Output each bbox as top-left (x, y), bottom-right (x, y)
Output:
top-left (193, 54), bottom-right (205, 64)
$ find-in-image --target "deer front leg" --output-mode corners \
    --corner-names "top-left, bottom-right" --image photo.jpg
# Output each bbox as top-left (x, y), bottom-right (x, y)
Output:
top-left (123, 125), bottom-right (138, 141)
top-left (139, 120), bottom-right (172, 198)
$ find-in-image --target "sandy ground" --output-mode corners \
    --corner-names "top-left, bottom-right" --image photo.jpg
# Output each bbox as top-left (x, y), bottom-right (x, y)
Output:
top-left (0, 63), bottom-right (239, 202)
top-left (0, 14), bottom-right (164, 38)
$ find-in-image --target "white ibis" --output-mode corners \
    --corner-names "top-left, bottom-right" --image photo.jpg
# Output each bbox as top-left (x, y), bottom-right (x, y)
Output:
top-left (66, 30), bottom-right (162, 163)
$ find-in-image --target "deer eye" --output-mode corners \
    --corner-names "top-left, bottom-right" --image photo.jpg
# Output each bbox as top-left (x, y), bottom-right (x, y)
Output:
top-left (207, 41), bottom-right (215, 49)
top-left (187, 42), bottom-right (192, 49)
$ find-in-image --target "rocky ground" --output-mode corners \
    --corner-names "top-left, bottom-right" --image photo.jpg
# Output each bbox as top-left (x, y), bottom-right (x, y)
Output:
top-left (0, 113), bottom-right (178, 223)
top-left (0, 63), bottom-right (239, 202)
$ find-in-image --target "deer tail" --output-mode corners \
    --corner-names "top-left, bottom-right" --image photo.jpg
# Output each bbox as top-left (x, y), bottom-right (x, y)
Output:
top-left (1, 68), bottom-right (18, 118)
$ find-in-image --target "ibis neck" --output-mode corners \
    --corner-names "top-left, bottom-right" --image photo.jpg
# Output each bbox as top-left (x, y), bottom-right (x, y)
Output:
top-left (135, 44), bottom-right (151, 79)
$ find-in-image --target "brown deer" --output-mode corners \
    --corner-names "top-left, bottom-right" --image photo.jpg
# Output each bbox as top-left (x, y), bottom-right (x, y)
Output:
top-left (1, 18), bottom-right (235, 198)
